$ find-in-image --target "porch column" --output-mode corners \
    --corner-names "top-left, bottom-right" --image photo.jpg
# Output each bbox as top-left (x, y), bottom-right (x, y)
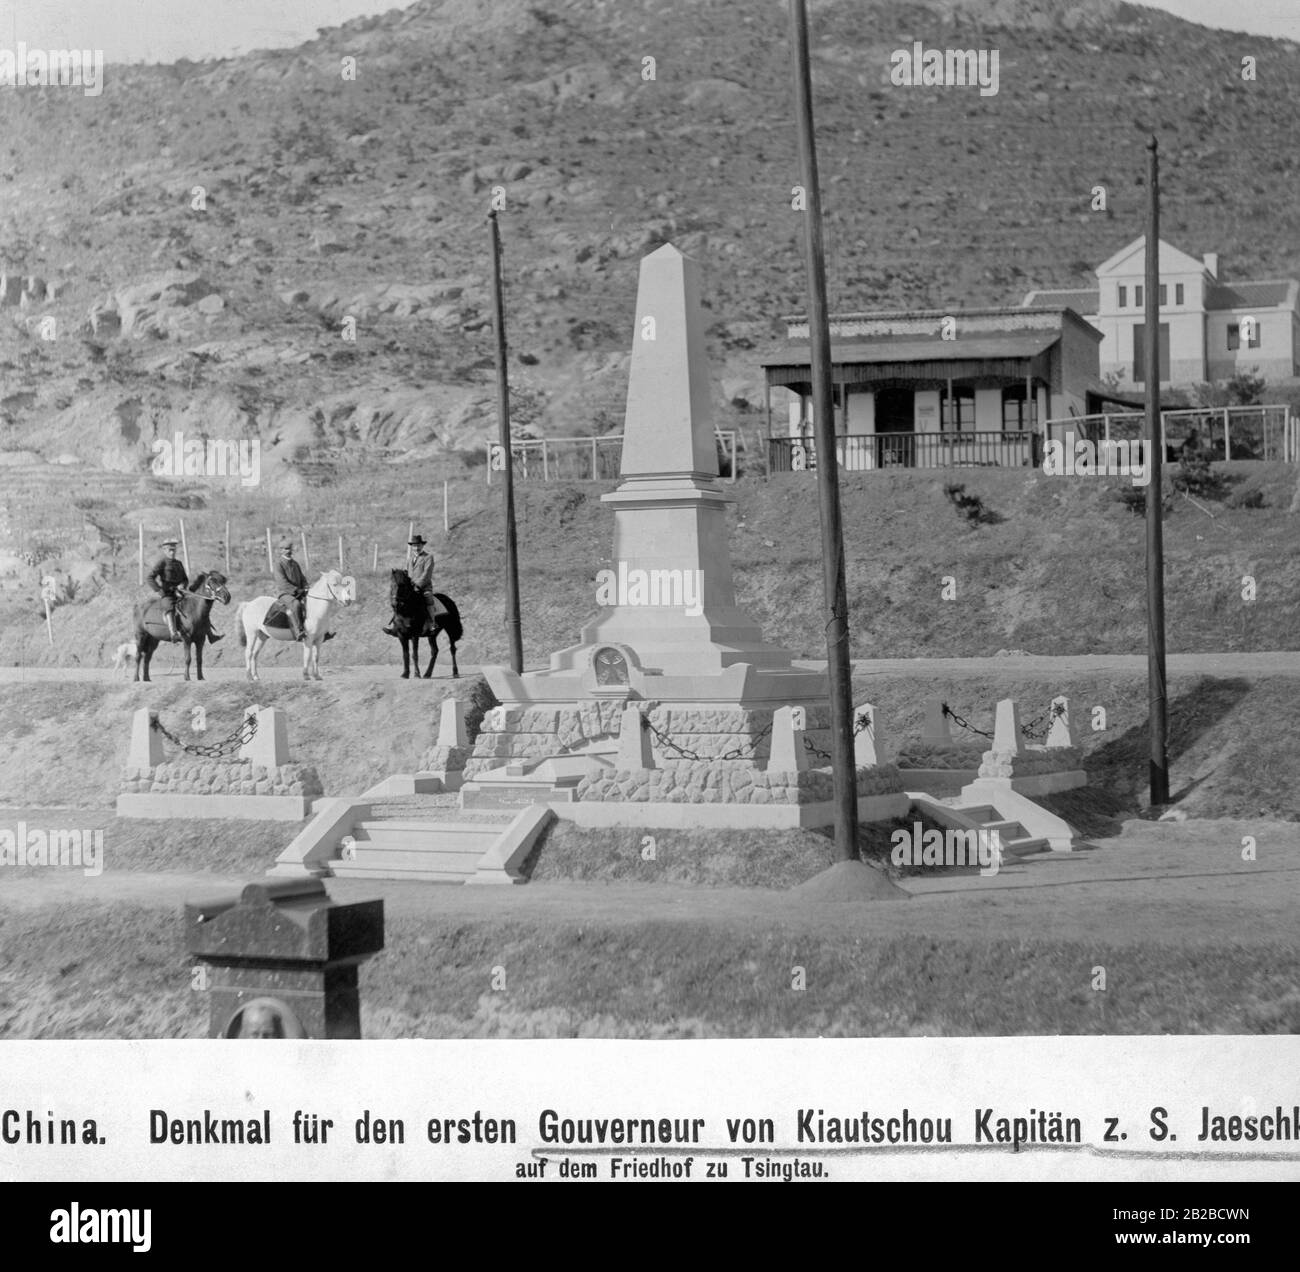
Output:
top-left (764, 376), bottom-right (772, 477)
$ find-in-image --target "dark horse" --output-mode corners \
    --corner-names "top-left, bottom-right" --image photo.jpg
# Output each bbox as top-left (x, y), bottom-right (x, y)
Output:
top-left (133, 571), bottom-right (232, 682)
top-left (387, 569), bottom-right (461, 679)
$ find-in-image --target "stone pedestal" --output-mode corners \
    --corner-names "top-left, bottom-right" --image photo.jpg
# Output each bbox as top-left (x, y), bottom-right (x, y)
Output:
top-left (185, 879), bottom-right (383, 1039)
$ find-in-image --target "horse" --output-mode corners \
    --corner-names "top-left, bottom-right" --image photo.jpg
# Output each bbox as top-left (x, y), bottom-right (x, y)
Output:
top-left (387, 568), bottom-right (462, 679)
top-left (237, 570), bottom-right (356, 681)
top-left (133, 571), bottom-right (232, 682)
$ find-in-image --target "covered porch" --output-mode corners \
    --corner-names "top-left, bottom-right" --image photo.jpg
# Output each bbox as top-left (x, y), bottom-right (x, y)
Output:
top-left (761, 330), bottom-right (1055, 472)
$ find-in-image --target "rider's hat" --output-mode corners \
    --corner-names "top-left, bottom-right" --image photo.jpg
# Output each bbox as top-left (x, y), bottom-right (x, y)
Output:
top-left (408, 534), bottom-right (427, 547)
top-left (279, 539), bottom-right (295, 551)
top-left (160, 538), bottom-right (179, 547)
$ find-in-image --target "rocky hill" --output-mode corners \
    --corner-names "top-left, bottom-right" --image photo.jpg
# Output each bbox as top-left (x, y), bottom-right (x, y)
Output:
top-left (2, 0), bottom-right (1299, 489)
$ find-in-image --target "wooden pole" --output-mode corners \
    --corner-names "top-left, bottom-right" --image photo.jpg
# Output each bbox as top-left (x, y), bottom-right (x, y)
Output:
top-left (265, 527), bottom-right (273, 574)
top-left (300, 530), bottom-right (310, 572)
top-left (44, 596), bottom-right (53, 645)
top-left (224, 519), bottom-right (231, 573)
top-left (338, 534), bottom-right (344, 571)
top-left (443, 480), bottom-right (449, 534)
top-left (489, 208), bottom-right (524, 674)
top-left (372, 542), bottom-right (379, 572)
top-left (178, 519), bottom-right (190, 574)
top-left (137, 523), bottom-right (143, 586)
top-left (1144, 135), bottom-right (1169, 808)
top-left (790, 0), bottom-right (858, 863)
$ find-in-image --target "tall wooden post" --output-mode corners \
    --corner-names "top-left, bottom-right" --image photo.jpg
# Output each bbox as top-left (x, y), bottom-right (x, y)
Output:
top-left (138, 523), bottom-right (144, 586)
top-left (790, 0), bottom-right (858, 862)
top-left (265, 527), bottom-right (273, 574)
top-left (178, 520), bottom-right (190, 574)
top-left (1144, 136), bottom-right (1169, 807)
top-left (489, 209), bottom-right (524, 674)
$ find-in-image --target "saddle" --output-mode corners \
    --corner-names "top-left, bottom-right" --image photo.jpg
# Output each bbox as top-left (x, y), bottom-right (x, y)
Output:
top-left (264, 599), bottom-right (298, 629)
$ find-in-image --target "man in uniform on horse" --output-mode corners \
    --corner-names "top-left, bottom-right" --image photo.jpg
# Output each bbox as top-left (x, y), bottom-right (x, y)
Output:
top-left (147, 539), bottom-right (224, 644)
top-left (274, 539), bottom-right (309, 642)
top-left (384, 533), bottom-right (437, 636)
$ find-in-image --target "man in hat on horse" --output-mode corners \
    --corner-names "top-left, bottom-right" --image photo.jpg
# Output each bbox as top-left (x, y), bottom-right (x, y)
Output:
top-left (147, 539), bottom-right (223, 644)
top-left (384, 533), bottom-right (437, 636)
top-left (274, 539), bottom-right (309, 641)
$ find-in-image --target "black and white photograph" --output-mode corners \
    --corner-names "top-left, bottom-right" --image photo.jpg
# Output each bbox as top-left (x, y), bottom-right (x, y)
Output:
top-left (0, 0), bottom-right (1296, 1217)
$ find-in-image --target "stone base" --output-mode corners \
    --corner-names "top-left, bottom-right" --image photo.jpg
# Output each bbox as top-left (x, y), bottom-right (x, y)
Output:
top-left (897, 768), bottom-right (977, 797)
top-left (555, 791), bottom-right (910, 830)
top-left (117, 794), bottom-right (314, 821)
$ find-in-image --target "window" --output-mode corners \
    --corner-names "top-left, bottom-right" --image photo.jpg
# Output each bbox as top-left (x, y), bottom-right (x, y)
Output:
top-left (941, 388), bottom-right (975, 432)
top-left (1135, 285), bottom-right (1144, 307)
top-left (1118, 285), bottom-right (1127, 308)
top-left (1175, 283), bottom-right (1184, 305)
top-left (1229, 322), bottom-right (1262, 350)
top-left (1001, 387), bottom-right (1037, 432)
top-left (1159, 284), bottom-right (1167, 306)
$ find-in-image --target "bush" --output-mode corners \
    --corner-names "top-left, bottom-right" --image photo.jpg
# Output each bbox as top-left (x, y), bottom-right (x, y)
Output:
top-left (943, 482), bottom-right (1001, 525)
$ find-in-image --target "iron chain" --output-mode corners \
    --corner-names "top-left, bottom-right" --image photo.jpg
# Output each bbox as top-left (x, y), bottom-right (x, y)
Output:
top-left (640, 713), bottom-right (772, 762)
top-left (151, 713), bottom-right (258, 759)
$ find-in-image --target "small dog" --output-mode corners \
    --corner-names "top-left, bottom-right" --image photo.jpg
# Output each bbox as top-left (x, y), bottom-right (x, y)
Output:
top-left (111, 640), bottom-right (138, 677)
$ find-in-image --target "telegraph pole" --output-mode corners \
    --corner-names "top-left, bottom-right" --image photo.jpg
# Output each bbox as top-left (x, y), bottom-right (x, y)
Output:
top-left (489, 209), bottom-right (524, 674)
top-left (789, 0), bottom-right (858, 862)
top-left (1144, 136), bottom-right (1169, 806)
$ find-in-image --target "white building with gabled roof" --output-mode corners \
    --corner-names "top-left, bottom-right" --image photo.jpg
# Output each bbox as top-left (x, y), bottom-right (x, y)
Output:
top-left (1023, 236), bottom-right (1300, 390)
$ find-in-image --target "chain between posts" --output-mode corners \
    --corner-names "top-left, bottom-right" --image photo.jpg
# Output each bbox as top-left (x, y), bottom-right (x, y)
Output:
top-left (151, 713), bottom-right (258, 759)
top-left (639, 714), bottom-right (773, 763)
top-left (802, 708), bottom-right (873, 763)
top-left (942, 700), bottom-right (1066, 744)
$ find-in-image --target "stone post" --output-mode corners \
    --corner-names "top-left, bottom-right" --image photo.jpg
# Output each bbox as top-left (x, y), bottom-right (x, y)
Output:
top-left (239, 705), bottom-right (289, 768)
top-left (1045, 695), bottom-right (1077, 748)
top-left (853, 702), bottom-right (885, 766)
top-left (992, 699), bottom-right (1023, 754)
top-left (185, 879), bottom-right (383, 1039)
top-left (921, 696), bottom-right (952, 744)
top-left (437, 698), bottom-right (468, 748)
top-left (616, 704), bottom-right (654, 770)
top-left (768, 705), bottom-right (811, 772)
top-left (128, 708), bottom-right (165, 769)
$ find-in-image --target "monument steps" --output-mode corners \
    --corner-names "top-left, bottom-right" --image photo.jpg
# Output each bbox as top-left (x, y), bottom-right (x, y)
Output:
top-left (908, 794), bottom-right (1050, 857)
top-left (330, 821), bottom-right (503, 882)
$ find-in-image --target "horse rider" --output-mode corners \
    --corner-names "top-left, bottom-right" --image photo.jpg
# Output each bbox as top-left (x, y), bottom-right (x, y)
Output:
top-left (274, 539), bottom-right (309, 642)
top-left (147, 539), bottom-right (187, 643)
top-left (147, 539), bottom-right (222, 644)
top-left (385, 533), bottom-right (436, 636)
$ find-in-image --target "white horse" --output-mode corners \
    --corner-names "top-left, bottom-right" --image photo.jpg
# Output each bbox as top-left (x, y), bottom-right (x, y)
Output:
top-left (237, 570), bottom-right (356, 681)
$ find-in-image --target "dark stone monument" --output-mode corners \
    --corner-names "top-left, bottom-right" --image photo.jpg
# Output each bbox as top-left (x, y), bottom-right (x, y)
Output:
top-left (185, 878), bottom-right (384, 1039)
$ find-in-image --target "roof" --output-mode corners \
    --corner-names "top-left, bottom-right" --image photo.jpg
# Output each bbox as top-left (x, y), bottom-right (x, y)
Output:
top-left (760, 330), bottom-right (1059, 368)
top-left (1022, 287), bottom-right (1099, 312)
top-left (1205, 279), bottom-right (1297, 309)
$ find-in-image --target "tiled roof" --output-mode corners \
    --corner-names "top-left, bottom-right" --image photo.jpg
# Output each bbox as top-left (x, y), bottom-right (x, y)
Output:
top-left (760, 330), bottom-right (1058, 367)
top-left (1205, 279), bottom-right (1296, 309)
top-left (1022, 288), bottom-right (1099, 312)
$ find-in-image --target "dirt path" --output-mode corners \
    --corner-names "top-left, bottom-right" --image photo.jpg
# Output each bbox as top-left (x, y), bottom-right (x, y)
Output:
top-left (5, 651), bottom-right (1300, 683)
top-left (2, 819), bottom-right (1295, 945)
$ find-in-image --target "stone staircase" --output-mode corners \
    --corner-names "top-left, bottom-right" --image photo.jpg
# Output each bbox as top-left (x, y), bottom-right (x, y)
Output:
top-left (326, 794), bottom-right (518, 882)
top-left (936, 799), bottom-right (1049, 857)
top-left (909, 793), bottom-right (1052, 857)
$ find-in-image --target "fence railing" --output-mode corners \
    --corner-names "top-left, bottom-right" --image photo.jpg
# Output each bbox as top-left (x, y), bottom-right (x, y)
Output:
top-left (486, 432), bottom-right (739, 483)
top-left (1045, 405), bottom-right (1296, 462)
top-left (768, 431), bottom-right (1041, 473)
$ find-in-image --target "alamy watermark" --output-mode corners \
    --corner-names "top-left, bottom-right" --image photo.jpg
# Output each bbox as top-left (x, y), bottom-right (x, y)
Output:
top-left (1041, 432), bottom-right (1151, 486)
top-left (594, 562), bottom-right (704, 617)
top-left (152, 432), bottom-right (261, 487)
top-left (891, 823), bottom-right (1002, 876)
top-left (0, 44), bottom-right (104, 97)
top-left (890, 42), bottom-right (999, 97)
top-left (0, 823), bottom-right (103, 876)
